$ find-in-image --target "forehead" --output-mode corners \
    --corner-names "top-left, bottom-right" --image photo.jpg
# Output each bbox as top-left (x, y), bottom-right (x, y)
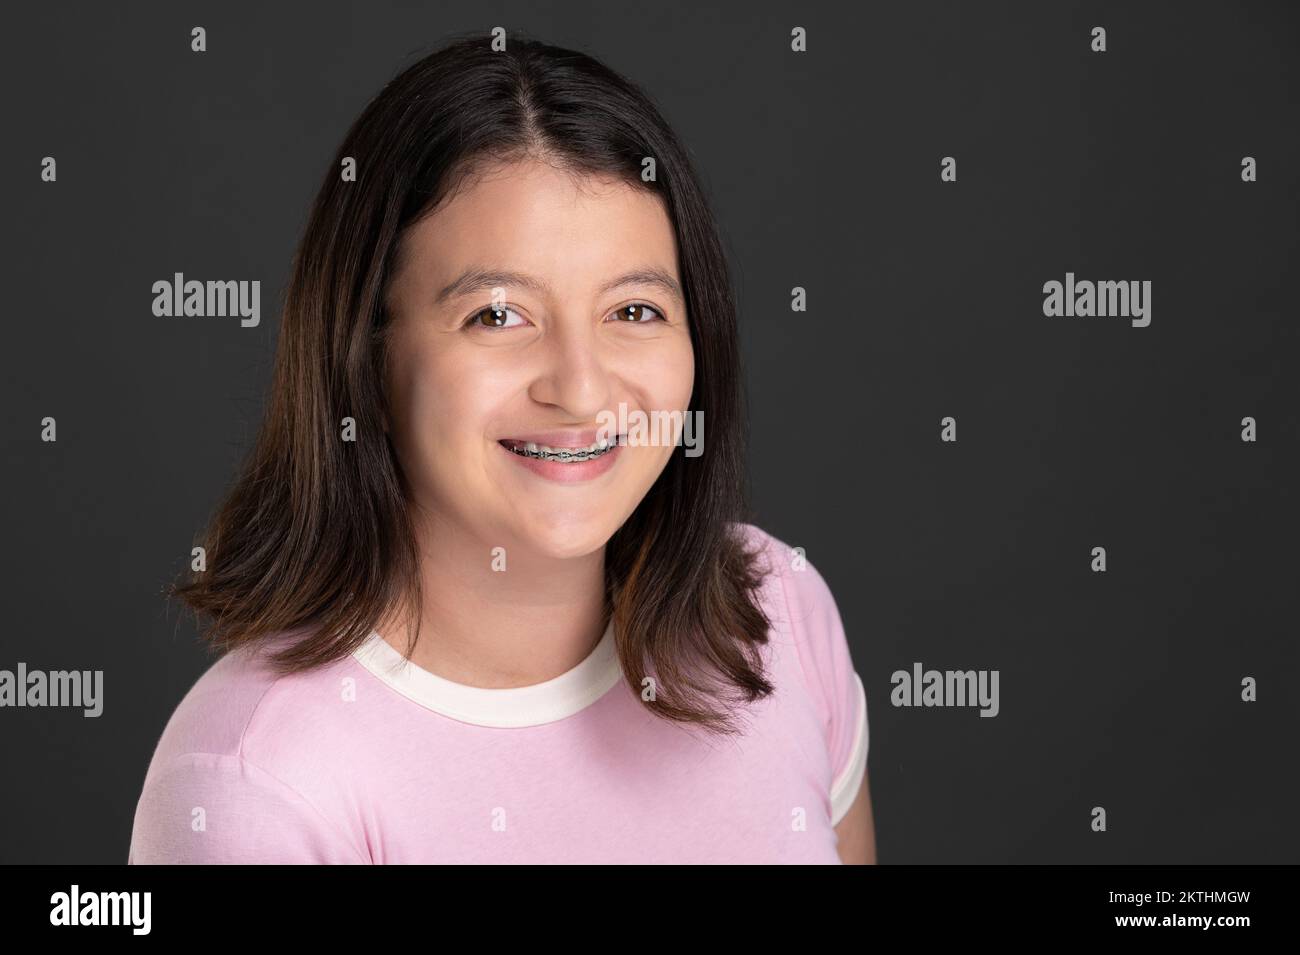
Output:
top-left (395, 159), bottom-right (679, 290)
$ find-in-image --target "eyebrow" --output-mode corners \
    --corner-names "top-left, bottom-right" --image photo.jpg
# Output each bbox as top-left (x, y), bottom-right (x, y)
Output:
top-left (433, 266), bottom-right (685, 307)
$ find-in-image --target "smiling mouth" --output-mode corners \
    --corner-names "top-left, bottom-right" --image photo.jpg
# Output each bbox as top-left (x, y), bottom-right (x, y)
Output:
top-left (498, 435), bottom-right (624, 463)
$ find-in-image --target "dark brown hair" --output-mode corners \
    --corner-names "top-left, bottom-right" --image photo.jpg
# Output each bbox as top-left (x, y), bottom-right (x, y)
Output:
top-left (171, 30), bottom-right (776, 735)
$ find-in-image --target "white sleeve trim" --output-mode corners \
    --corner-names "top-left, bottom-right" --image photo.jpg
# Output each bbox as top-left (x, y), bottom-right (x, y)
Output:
top-left (829, 671), bottom-right (869, 827)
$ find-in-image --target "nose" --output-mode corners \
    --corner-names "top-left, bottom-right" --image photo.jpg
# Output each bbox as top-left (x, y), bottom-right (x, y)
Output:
top-left (526, 317), bottom-right (613, 419)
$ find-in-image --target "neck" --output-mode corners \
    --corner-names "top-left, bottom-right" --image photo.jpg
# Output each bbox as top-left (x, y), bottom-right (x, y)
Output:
top-left (375, 507), bottom-right (609, 689)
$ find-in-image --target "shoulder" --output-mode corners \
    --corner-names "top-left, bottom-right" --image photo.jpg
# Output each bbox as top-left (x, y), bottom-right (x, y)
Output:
top-left (129, 630), bottom-right (370, 863)
top-left (138, 629), bottom-right (335, 773)
top-left (728, 521), bottom-right (843, 633)
top-left (730, 521), bottom-right (870, 827)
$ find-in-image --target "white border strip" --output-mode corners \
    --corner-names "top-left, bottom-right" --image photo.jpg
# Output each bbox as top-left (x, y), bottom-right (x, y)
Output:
top-left (829, 671), bottom-right (869, 826)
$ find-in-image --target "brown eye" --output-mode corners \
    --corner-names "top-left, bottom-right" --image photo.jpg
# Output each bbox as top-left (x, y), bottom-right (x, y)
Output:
top-left (611, 304), bottom-right (665, 323)
top-left (465, 306), bottom-right (525, 330)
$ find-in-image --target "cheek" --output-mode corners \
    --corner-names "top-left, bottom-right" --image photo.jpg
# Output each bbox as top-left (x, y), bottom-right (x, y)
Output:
top-left (391, 345), bottom-right (504, 461)
top-left (627, 337), bottom-right (694, 468)
top-left (640, 334), bottom-right (695, 410)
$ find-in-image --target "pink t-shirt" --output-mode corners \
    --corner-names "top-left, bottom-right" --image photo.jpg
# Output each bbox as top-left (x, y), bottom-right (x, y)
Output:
top-left (128, 523), bottom-right (868, 864)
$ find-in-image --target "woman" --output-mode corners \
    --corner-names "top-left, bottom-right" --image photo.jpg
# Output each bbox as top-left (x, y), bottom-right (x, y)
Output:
top-left (128, 31), bottom-right (875, 864)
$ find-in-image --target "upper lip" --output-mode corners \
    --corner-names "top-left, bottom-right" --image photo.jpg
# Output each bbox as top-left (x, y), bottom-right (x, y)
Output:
top-left (498, 429), bottom-right (619, 448)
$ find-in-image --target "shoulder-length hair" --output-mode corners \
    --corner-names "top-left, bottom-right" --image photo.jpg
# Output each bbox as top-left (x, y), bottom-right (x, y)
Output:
top-left (172, 30), bottom-right (775, 734)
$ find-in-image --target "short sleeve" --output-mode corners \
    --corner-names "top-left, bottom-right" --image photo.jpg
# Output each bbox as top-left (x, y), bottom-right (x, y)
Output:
top-left (128, 752), bottom-right (368, 864)
top-left (777, 549), bottom-right (869, 828)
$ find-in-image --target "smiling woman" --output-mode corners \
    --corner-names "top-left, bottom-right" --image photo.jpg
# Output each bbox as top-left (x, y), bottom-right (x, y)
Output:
top-left (128, 29), bottom-right (874, 865)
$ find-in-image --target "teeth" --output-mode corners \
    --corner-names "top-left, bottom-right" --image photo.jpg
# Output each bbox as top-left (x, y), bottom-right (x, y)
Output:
top-left (505, 437), bottom-right (618, 462)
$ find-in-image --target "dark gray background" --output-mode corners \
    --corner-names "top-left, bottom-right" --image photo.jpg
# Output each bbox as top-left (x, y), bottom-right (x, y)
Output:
top-left (2, 0), bottom-right (1297, 863)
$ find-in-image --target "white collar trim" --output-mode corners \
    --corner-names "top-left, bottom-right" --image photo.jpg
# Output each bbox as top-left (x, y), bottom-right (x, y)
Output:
top-left (350, 618), bottom-right (622, 728)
